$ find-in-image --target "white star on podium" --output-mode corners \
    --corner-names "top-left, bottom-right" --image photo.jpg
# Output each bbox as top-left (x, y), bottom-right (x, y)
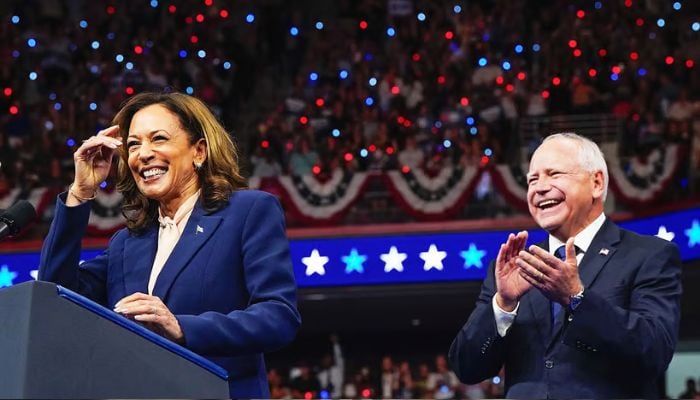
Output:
top-left (420, 244), bottom-right (447, 271)
top-left (302, 249), bottom-right (329, 276)
top-left (381, 246), bottom-right (407, 273)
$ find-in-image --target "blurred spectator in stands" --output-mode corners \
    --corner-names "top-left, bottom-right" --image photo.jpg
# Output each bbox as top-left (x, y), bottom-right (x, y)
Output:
top-left (667, 89), bottom-right (694, 142)
top-left (396, 361), bottom-right (415, 399)
top-left (368, 123), bottom-right (397, 171)
top-left (378, 67), bottom-right (404, 112)
top-left (288, 137), bottom-right (319, 176)
top-left (316, 334), bottom-right (344, 399)
top-left (344, 365), bottom-right (374, 399)
top-left (380, 355), bottom-right (399, 398)
top-left (289, 362), bottom-right (321, 399)
top-left (427, 354), bottom-right (460, 400)
top-left (403, 71), bottom-right (425, 112)
top-left (679, 377), bottom-right (698, 399)
top-left (571, 76), bottom-right (599, 114)
top-left (611, 87), bottom-right (634, 119)
top-left (412, 362), bottom-right (432, 399)
top-left (268, 368), bottom-right (291, 399)
top-left (637, 112), bottom-right (664, 147)
top-left (658, 73), bottom-right (680, 118)
top-left (525, 85), bottom-right (548, 117)
top-left (667, 89), bottom-right (695, 123)
top-left (250, 147), bottom-right (283, 178)
top-left (398, 134), bottom-right (425, 170)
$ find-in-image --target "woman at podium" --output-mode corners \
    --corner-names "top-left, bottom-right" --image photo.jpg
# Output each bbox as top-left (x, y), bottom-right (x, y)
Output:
top-left (38, 91), bottom-right (301, 398)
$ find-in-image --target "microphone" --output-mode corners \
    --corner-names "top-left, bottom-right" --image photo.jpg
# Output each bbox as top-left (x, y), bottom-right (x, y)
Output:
top-left (0, 200), bottom-right (37, 240)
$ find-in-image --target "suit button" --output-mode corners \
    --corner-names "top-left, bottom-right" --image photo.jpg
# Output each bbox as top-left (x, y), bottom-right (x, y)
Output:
top-left (545, 360), bottom-right (554, 369)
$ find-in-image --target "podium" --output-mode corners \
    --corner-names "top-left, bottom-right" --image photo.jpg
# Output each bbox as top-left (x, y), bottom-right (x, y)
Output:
top-left (0, 281), bottom-right (230, 398)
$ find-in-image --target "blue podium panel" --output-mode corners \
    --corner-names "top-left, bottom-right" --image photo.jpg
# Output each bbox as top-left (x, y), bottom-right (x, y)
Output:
top-left (0, 281), bottom-right (229, 399)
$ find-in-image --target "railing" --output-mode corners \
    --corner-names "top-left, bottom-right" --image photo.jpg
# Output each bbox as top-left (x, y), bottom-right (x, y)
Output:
top-left (518, 113), bottom-right (623, 144)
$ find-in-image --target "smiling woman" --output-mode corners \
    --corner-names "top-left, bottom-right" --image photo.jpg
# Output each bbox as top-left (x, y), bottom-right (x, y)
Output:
top-left (112, 93), bottom-right (247, 232)
top-left (123, 105), bottom-right (206, 218)
top-left (38, 92), bottom-right (301, 398)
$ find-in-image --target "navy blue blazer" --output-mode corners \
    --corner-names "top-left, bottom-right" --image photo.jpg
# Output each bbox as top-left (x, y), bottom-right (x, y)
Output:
top-left (39, 190), bottom-right (301, 398)
top-left (449, 219), bottom-right (681, 398)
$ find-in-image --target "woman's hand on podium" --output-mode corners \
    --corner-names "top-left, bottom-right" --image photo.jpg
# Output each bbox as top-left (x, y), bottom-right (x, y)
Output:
top-left (114, 292), bottom-right (185, 345)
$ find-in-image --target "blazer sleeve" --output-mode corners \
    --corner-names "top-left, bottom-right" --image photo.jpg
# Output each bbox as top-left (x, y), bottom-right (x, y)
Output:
top-left (448, 260), bottom-right (508, 384)
top-left (38, 193), bottom-right (111, 304)
top-left (562, 238), bottom-right (682, 377)
top-left (176, 193), bottom-right (301, 356)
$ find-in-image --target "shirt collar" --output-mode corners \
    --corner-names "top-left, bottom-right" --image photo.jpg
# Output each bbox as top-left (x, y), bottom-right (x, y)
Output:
top-left (548, 212), bottom-right (606, 255)
top-left (158, 190), bottom-right (201, 228)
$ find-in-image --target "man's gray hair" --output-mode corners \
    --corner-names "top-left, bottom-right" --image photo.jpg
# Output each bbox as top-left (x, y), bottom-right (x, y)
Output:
top-left (542, 132), bottom-right (609, 201)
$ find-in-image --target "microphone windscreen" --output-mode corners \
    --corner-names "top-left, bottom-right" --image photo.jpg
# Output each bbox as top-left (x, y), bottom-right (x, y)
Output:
top-left (0, 200), bottom-right (37, 234)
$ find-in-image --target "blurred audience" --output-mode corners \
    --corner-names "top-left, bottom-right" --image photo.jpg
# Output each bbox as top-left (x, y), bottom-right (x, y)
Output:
top-left (272, 338), bottom-right (505, 399)
top-left (2, 0), bottom-right (698, 228)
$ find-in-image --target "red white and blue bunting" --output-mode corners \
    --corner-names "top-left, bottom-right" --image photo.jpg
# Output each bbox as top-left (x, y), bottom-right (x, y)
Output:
top-left (602, 143), bottom-right (682, 206)
top-left (488, 164), bottom-right (530, 213)
top-left (274, 169), bottom-right (370, 224)
top-left (85, 189), bottom-right (124, 234)
top-left (0, 146), bottom-right (686, 231)
top-left (383, 166), bottom-right (482, 220)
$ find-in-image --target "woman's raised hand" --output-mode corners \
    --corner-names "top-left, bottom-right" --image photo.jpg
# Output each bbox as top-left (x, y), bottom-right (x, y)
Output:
top-left (68, 125), bottom-right (122, 205)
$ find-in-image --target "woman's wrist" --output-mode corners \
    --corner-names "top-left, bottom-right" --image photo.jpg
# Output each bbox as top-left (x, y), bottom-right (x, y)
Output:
top-left (68, 184), bottom-right (97, 203)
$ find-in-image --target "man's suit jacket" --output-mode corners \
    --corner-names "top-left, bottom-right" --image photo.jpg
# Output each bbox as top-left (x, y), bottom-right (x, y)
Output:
top-left (39, 190), bottom-right (301, 398)
top-left (449, 219), bottom-right (681, 398)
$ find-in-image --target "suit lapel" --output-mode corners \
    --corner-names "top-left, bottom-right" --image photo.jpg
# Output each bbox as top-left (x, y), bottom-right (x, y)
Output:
top-left (578, 219), bottom-right (620, 289)
top-left (547, 219), bottom-right (620, 347)
top-left (123, 226), bottom-right (157, 295)
top-left (151, 204), bottom-right (222, 301)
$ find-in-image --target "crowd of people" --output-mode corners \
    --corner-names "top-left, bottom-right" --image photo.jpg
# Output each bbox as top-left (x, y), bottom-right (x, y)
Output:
top-left (1, 0), bottom-right (698, 200)
top-left (268, 335), bottom-right (700, 399)
top-left (249, 0), bottom-right (699, 181)
top-left (267, 337), bottom-right (504, 399)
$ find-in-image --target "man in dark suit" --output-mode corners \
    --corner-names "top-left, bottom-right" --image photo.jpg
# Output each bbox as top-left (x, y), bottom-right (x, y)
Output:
top-left (449, 132), bottom-right (681, 398)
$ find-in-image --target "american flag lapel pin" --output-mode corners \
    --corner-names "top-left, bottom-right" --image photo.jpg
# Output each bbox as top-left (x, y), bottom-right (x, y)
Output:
top-left (599, 248), bottom-right (609, 256)
top-left (196, 225), bottom-right (204, 234)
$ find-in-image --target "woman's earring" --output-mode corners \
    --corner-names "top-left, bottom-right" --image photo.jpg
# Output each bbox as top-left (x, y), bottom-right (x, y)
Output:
top-left (193, 161), bottom-right (202, 171)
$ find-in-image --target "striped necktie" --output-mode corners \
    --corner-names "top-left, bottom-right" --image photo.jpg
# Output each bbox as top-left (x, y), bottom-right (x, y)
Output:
top-left (551, 245), bottom-right (567, 325)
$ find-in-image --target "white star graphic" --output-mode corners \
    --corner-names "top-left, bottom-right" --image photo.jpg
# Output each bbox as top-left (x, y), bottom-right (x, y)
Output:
top-left (30, 270), bottom-right (39, 280)
top-left (420, 244), bottom-right (447, 271)
top-left (302, 249), bottom-right (329, 277)
top-left (655, 225), bottom-right (675, 242)
top-left (380, 246), bottom-right (407, 273)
